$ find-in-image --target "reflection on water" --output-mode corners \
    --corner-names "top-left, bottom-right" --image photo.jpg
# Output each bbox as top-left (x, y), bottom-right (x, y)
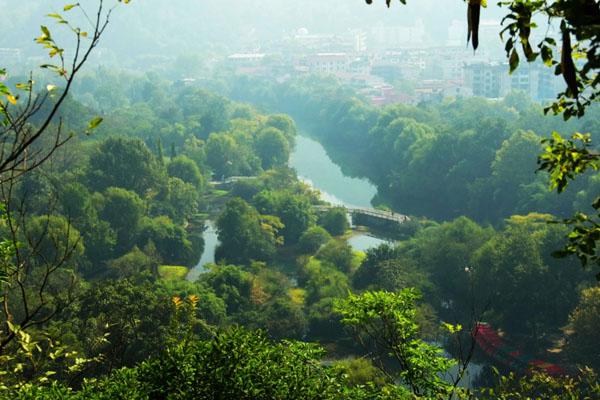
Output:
top-left (187, 221), bottom-right (219, 281)
top-left (297, 176), bottom-right (346, 207)
top-left (348, 233), bottom-right (390, 252)
top-left (290, 135), bottom-right (377, 209)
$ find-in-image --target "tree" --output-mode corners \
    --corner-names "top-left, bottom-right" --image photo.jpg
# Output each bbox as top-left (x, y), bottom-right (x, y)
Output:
top-left (472, 214), bottom-right (584, 342)
top-left (153, 177), bottom-right (199, 224)
top-left (106, 246), bottom-right (156, 278)
top-left (98, 187), bottom-right (145, 253)
top-left (259, 298), bottom-right (308, 340)
top-left (539, 132), bottom-right (600, 278)
top-left (65, 279), bottom-right (172, 378)
top-left (199, 264), bottom-right (254, 315)
top-left (565, 286), bottom-right (600, 370)
top-left (138, 327), bottom-right (365, 400)
top-left (205, 134), bottom-right (239, 179)
top-left (59, 182), bottom-right (117, 266)
top-left (298, 226), bottom-right (331, 254)
top-left (25, 215), bottom-right (85, 267)
top-left (215, 198), bottom-right (281, 264)
top-left (254, 127), bottom-right (290, 169)
top-left (367, 1), bottom-right (600, 279)
top-left (87, 137), bottom-right (163, 195)
top-left (479, 368), bottom-right (600, 399)
top-left (264, 114), bottom-right (297, 142)
top-left (353, 243), bottom-right (402, 290)
top-left (397, 217), bottom-right (494, 320)
top-left (300, 258), bottom-right (351, 304)
top-left (316, 239), bottom-right (355, 274)
top-left (0, 1), bottom-right (129, 374)
top-left (253, 190), bottom-right (315, 244)
top-left (137, 215), bottom-right (196, 267)
top-left (335, 290), bottom-right (460, 398)
top-left (318, 207), bottom-right (349, 236)
top-left (167, 155), bottom-right (204, 190)
top-left (0, 1), bottom-right (129, 183)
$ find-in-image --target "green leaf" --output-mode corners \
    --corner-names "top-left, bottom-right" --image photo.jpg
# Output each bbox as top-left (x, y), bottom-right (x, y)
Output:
top-left (41, 25), bottom-right (51, 39)
top-left (63, 4), bottom-right (78, 11)
top-left (87, 116), bottom-right (103, 131)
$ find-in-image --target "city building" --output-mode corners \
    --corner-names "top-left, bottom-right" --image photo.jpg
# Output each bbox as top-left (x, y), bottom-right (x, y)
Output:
top-left (464, 62), bottom-right (507, 98)
top-left (465, 61), bottom-right (562, 100)
top-left (305, 53), bottom-right (350, 74)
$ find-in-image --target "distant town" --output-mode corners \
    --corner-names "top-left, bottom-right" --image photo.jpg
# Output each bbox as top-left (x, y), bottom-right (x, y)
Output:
top-left (1, 18), bottom-right (563, 106)
top-left (218, 18), bottom-right (563, 106)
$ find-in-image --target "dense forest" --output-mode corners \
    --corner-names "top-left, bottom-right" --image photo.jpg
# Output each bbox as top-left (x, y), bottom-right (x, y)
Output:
top-left (223, 74), bottom-right (600, 222)
top-left (1, 1), bottom-right (600, 399)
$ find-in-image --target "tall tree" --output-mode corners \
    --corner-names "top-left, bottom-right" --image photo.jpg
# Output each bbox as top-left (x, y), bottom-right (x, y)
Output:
top-left (87, 137), bottom-right (163, 195)
top-left (215, 198), bottom-right (282, 264)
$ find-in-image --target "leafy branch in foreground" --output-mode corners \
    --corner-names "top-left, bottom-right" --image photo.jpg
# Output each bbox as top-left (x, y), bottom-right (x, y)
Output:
top-left (0, 0), bottom-right (131, 183)
top-left (0, 0), bottom-right (130, 388)
top-left (538, 132), bottom-right (600, 278)
top-left (335, 289), bottom-right (468, 398)
top-left (366, 0), bottom-right (600, 120)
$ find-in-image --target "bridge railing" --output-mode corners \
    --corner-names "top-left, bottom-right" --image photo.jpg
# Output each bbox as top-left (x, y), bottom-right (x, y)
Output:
top-left (312, 205), bottom-right (409, 223)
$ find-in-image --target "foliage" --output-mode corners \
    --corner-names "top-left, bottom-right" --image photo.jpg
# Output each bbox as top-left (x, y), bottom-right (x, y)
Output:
top-left (538, 132), bottom-right (600, 278)
top-left (231, 76), bottom-right (586, 222)
top-left (336, 290), bottom-right (460, 398)
top-left (472, 214), bottom-right (586, 341)
top-left (368, 0), bottom-right (600, 121)
top-left (319, 207), bottom-right (350, 236)
top-left (333, 358), bottom-right (387, 388)
top-left (198, 264), bottom-right (254, 315)
top-left (57, 278), bottom-right (172, 379)
top-left (255, 127), bottom-right (291, 169)
top-left (105, 246), bottom-right (156, 278)
top-left (138, 215), bottom-right (196, 266)
top-left (98, 187), bottom-right (145, 253)
top-left (157, 265), bottom-right (189, 281)
top-left (215, 198), bottom-right (282, 264)
top-left (87, 137), bottom-right (163, 195)
top-left (0, 0), bottom-right (128, 181)
top-left (300, 258), bottom-right (351, 305)
top-left (316, 239), bottom-right (355, 274)
top-left (167, 155), bottom-right (204, 190)
top-left (138, 327), bottom-right (363, 400)
top-left (253, 189), bottom-right (315, 244)
top-left (564, 286), bottom-right (600, 370)
top-left (25, 215), bottom-right (84, 266)
top-left (478, 368), bottom-right (600, 399)
top-left (298, 225), bottom-right (332, 254)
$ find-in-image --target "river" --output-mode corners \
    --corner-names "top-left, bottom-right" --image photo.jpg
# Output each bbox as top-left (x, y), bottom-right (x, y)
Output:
top-left (187, 135), bottom-right (388, 279)
top-left (290, 135), bottom-right (390, 251)
top-left (289, 135), bottom-right (377, 209)
top-left (187, 221), bottom-right (219, 281)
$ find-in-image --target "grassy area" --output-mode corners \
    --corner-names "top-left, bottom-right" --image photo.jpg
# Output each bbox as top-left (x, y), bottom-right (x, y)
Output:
top-left (158, 265), bottom-right (189, 281)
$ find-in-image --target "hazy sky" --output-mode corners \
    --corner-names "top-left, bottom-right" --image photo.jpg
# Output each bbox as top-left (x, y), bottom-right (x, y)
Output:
top-left (2, 0), bottom-right (509, 58)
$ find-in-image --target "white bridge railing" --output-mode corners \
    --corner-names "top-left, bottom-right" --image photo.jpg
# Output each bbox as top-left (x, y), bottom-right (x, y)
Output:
top-left (313, 205), bottom-right (409, 224)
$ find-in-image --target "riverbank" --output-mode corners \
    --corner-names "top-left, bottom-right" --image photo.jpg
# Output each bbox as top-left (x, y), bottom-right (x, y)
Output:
top-left (187, 134), bottom-right (395, 281)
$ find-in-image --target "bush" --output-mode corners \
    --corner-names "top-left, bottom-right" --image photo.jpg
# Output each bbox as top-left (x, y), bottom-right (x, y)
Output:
top-left (298, 226), bottom-right (332, 254)
top-left (319, 207), bottom-right (349, 236)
